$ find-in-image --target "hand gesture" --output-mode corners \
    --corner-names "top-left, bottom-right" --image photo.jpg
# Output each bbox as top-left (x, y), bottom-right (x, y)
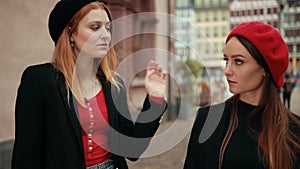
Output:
top-left (145, 60), bottom-right (167, 97)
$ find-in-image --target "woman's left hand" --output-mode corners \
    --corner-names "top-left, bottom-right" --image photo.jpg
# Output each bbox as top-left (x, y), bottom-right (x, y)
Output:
top-left (145, 60), bottom-right (167, 97)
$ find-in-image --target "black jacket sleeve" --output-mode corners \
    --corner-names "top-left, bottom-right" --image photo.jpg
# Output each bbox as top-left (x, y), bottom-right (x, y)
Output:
top-left (12, 66), bottom-right (46, 169)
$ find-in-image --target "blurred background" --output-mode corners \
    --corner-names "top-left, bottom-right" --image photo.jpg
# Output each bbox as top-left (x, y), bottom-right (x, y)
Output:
top-left (0, 0), bottom-right (300, 168)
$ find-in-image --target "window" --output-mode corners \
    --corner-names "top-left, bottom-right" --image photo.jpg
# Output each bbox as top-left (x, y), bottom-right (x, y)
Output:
top-left (205, 12), bottom-right (209, 21)
top-left (297, 44), bottom-right (300, 52)
top-left (213, 11), bottom-right (218, 21)
top-left (274, 21), bottom-right (278, 28)
top-left (288, 44), bottom-right (293, 53)
top-left (285, 14), bottom-right (292, 23)
top-left (296, 14), bottom-right (300, 22)
top-left (196, 13), bottom-right (201, 22)
top-left (214, 27), bottom-right (218, 37)
top-left (205, 27), bottom-right (210, 37)
top-left (230, 11), bottom-right (234, 17)
top-left (222, 11), bottom-right (228, 20)
top-left (222, 26), bottom-right (228, 36)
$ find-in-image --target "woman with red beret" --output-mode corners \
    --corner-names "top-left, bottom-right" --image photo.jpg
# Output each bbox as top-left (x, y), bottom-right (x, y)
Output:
top-left (12, 1), bottom-right (167, 169)
top-left (184, 21), bottom-right (300, 169)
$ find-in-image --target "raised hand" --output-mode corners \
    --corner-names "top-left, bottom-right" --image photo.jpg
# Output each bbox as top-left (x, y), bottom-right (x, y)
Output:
top-left (145, 60), bottom-right (167, 97)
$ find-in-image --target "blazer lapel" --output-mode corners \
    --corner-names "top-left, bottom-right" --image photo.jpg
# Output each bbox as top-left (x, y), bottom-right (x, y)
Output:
top-left (100, 77), bottom-right (120, 128)
top-left (205, 102), bottom-right (231, 169)
top-left (56, 72), bottom-right (84, 152)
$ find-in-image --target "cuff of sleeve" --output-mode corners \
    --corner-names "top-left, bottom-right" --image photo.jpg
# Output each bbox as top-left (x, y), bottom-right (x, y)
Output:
top-left (148, 94), bottom-right (164, 105)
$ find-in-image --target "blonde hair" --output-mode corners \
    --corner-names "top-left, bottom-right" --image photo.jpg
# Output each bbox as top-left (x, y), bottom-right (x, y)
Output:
top-left (51, 2), bottom-right (119, 105)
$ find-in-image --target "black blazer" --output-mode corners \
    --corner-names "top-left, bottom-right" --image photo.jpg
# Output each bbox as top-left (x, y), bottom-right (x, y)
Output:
top-left (183, 102), bottom-right (230, 169)
top-left (184, 102), bottom-right (300, 169)
top-left (12, 63), bottom-right (167, 169)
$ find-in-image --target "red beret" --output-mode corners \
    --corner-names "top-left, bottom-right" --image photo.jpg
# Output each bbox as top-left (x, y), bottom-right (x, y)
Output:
top-left (226, 21), bottom-right (289, 88)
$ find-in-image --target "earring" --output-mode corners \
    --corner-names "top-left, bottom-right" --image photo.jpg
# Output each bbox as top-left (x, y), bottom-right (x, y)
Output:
top-left (70, 41), bottom-right (75, 48)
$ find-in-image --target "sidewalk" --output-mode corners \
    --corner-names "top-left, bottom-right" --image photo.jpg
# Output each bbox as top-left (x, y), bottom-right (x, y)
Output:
top-left (128, 87), bottom-right (300, 169)
top-left (127, 119), bottom-right (190, 169)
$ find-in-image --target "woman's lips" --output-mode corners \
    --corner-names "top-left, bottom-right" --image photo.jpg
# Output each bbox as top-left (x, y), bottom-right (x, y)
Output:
top-left (227, 80), bottom-right (236, 84)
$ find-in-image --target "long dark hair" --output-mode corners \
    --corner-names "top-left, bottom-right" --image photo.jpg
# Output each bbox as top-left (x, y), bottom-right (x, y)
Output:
top-left (219, 35), bottom-right (300, 169)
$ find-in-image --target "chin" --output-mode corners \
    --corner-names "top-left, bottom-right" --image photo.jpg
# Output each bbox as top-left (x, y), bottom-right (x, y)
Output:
top-left (92, 52), bottom-right (108, 58)
top-left (229, 88), bottom-right (239, 95)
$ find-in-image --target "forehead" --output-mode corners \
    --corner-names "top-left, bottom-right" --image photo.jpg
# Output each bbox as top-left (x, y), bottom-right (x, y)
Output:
top-left (224, 37), bottom-right (252, 58)
top-left (81, 8), bottom-right (110, 23)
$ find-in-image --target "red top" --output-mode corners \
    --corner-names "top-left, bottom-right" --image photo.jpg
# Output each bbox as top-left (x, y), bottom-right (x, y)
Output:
top-left (77, 89), bottom-right (111, 167)
top-left (77, 90), bottom-right (164, 167)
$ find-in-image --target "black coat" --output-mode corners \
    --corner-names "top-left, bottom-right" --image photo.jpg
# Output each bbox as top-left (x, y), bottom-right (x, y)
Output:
top-left (184, 101), bottom-right (300, 169)
top-left (12, 63), bottom-right (167, 169)
top-left (183, 102), bottom-right (230, 169)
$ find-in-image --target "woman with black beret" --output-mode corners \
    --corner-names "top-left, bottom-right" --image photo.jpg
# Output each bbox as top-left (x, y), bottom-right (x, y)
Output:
top-left (12, 1), bottom-right (167, 169)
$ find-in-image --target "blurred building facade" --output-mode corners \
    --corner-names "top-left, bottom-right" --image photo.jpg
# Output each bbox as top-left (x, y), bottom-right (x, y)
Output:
top-left (229, 0), bottom-right (282, 29)
top-left (281, 0), bottom-right (300, 72)
top-left (175, 0), bottom-right (232, 105)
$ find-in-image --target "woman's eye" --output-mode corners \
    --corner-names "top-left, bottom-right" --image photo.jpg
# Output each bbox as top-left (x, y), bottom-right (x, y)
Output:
top-left (235, 59), bottom-right (243, 65)
top-left (223, 57), bottom-right (228, 63)
top-left (91, 26), bottom-right (100, 31)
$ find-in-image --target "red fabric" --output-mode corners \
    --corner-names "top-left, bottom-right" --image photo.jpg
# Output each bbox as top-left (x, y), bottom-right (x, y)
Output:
top-left (77, 89), bottom-right (112, 167)
top-left (148, 94), bottom-right (164, 105)
top-left (226, 21), bottom-right (288, 88)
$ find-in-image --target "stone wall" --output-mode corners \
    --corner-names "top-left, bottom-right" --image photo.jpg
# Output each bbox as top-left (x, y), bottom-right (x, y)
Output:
top-left (0, 0), bottom-right (58, 142)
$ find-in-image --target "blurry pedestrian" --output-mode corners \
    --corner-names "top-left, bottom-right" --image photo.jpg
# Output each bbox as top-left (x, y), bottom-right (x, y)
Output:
top-left (184, 22), bottom-right (300, 169)
top-left (198, 81), bottom-right (211, 107)
top-left (283, 74), bottom-right (294, 109)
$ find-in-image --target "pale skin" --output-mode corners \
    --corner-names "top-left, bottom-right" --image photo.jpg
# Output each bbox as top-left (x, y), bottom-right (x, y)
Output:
top-left (70, 8), bottom-right (167, 99)
top-left (223, 37), bottom-right (266, 106)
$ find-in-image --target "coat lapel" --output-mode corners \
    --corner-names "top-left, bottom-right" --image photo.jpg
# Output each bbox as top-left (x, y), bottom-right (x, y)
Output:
top-left (56, 72), bottom-right (84, 152)
top-left (99, 76), bottom-right (118, 128)
top-left (205, 102), bottom-right (231, 169)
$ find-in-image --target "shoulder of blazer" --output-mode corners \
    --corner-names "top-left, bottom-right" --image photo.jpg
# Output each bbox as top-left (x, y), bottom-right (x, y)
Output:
top-left (195, 101), bottom-right (231, 143)
top-left (21, 63), bottom-right (63, 83)
top-left (196, 102), bottom-right (231, 126)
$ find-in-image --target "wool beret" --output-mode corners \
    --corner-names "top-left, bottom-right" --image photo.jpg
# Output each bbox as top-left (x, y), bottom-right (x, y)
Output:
top-left (48, 0), bottom-right (106, 44)
top-left (226, 21), bottom-right (289, 88)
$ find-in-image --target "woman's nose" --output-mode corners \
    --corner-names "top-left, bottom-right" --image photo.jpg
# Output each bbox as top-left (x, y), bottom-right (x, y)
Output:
top-left (223, 63), bottom-right (233, 76)
top-left (100, 26), bottom-right (110, 40)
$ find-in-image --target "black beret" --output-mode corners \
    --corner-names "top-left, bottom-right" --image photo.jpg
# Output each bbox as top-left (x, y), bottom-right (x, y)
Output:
top-left (48, 0), bottom-right (106, 44)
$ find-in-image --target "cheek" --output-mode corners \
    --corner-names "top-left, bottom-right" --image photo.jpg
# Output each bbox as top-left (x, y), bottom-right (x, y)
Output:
top-left (75, 30), bottom-right (95, 49)
top-left (240, 69), bottom-right (264, 89)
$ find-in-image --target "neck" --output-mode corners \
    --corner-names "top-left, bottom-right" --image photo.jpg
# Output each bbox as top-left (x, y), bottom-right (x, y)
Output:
top-left (239, 93), bottom-right (261, 106)
top-left (75, 53), bottom-right (99, 81)
top-left (73, 52), bottom-right (101, 99)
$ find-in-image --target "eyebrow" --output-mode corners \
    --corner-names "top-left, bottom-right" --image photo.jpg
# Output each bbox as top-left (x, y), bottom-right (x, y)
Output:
top-left (223, 54), bottom-right (246, 58)
top-left (87, 20), bottom-right (110, 24)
